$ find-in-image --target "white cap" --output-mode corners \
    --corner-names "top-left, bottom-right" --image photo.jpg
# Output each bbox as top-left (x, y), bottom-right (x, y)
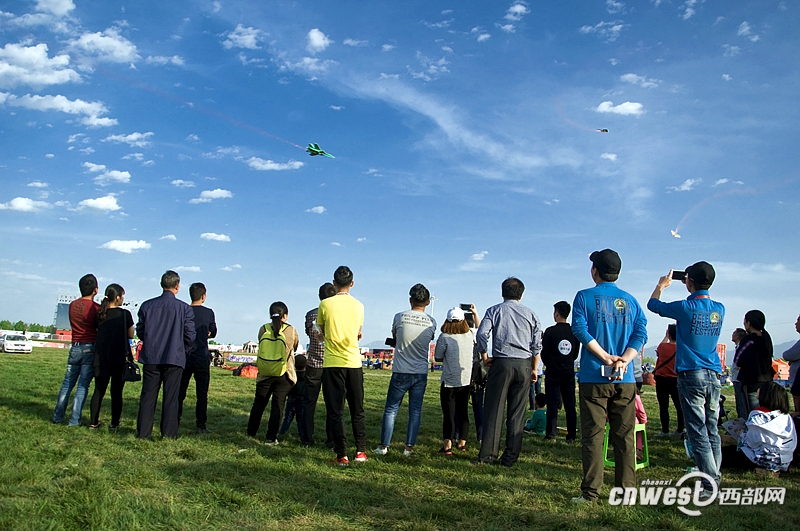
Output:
top-left (446, 307), bottom-right (465, 321)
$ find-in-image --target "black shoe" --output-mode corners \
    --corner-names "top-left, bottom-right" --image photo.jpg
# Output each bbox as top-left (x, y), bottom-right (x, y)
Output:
top-left (196, 427), bottom-right (212, 434)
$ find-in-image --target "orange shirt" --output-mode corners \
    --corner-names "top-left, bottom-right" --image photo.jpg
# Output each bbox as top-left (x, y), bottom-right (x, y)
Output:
top-left (654, 343), bottom-right (677, 378)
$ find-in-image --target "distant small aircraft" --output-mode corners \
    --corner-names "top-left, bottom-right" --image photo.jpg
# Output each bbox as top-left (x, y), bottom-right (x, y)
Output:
top-left (306, 143), bottom-right (335, 158)
top-left (671, 230), bottom-right (681, 238)
top-left (597, 128), bottom-right (609, 133)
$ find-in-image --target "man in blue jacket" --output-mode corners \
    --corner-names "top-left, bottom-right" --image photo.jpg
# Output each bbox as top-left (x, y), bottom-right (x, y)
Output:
top-left (647, 261), bottom-right (724, 494)
top-left (136, 270), bottom-right (196, 439)
top-left (571, 250), bottom-right (647, 503)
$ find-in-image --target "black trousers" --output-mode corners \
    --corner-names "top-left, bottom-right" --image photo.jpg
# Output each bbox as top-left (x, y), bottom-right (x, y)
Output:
top-left (302, 366), bottom-right (333, 446)
top-left (137, 364), bottom-right (183, 439)
top-left (545, 373), bottom-right (577, 440)
top-left (441, 384), bottom-right (470, 442)
top-left (655, 375), bottom-right (684, 433)
top-left (246, 374), bottom-right (294, 440)
top-left (322, 367), bottom-right (367, 458)
top-left (477, 357), bottom-right (531, 466)
top-left (721, 444), bottom-right (756, 470)
top-left (89, 369), bottom-right (125, 426)
top-left (178, 359), bottom-right (211, 429)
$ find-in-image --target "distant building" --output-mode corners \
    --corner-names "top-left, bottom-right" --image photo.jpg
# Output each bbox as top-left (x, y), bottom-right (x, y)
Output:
top-left (52, 291), bottom-right (141, 341)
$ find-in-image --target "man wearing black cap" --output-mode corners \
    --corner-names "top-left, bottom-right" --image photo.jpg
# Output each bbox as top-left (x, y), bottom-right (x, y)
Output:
top-left (571, 250), bottom-right (648, 503)
top-left (647, 262), bottom-right (724, 495)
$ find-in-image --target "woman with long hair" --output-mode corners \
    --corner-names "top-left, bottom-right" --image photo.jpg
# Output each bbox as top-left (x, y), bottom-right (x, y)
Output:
top-left (88, 283), bottom-right (135, 430)
top-left (734, 310), bottom-right (775, 415)
top-left (434, 306), bottom-right (478, 455)
top-left (246, 301), bottom-right (299, 445)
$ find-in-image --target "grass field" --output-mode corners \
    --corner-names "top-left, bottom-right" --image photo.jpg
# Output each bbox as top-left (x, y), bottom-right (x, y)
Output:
top-left (1, 347), bottom-right (798, 530)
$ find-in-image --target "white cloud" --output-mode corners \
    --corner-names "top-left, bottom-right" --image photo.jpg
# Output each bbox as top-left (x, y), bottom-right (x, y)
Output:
top-left (0, 92), bottom-right (115, 127)
top-left (171, 179), bottom-right (195, 188)
top-left (221, 264), bottom-right (242, 271)
top-left (737, 21), bottom-right (760, 43)
top-left (203, 146), bottom-right (240, 159)
top-left (145, 55), bottom-right (185, 66)
top-left (0, 43), bottom-right (81, 89)
top-left (620, 73), bottom-right (660, 88)
top-left (470, 250), bottom-right (489, 261)
top-left (722, 44), bottom-right (740, 57)
top-left (382, 44), bottom-right (395, 52)
top-left (331, 242), bottom-right (341, 247)
top-left (306, 206), bottom-right (326, 214)
top-left (606, 0), bottom-right (625, 14)
top-left (329, 105), bottom-right (344, 110)
top-left (343, 38), bottom-right (367, 47)
top-left (94, 169), bottom-right (130, 186)
top-left (99, 239), bottom-right (150, 253)
top-left (35, 0), bottom-right (75, 16)
top-left (189, 188), bottom-right (233, 204)
top-left (160, 234), bottom-right (177, 240)
top-left (222, 24), bottom-right (266, 50)
top-left (283, 56), bottom-right (338, 73)
top-left (681, 0), bottom-right (698, 20)
top-left (722, 74), bottom-right (732, 81)
top-left (212, 1), bottom-right (222, 13)
top-left (0, 197), bottom-right (50, 212)
top-left (173, 266), bottom-right (201, 272)
top-left (67, 27), bottom-right (140, 68)
top-left (245, 157), bottom-right (304, 171)
top-left (379, 73), bottom-right (399, 80)
top-left (200, 232), bottom-right (230, 242)
top-left (357, 237), bottom-right (367, 242)
top-left (505, 3), bottom-right (530, 21)
top-left (601, 153), bottom-right (618, 161)
top-left (186, 134), bottom-right (200, 142)
top-left (498, 24), bottom-right (515, 33)
top-left (78, 194), bottom-right (120, 211)
top-left (102, 132), bottom-right (154, 147)
top-left (579, 21), bottom-right (626, 42)
top-left (713, 179), bottom-right (729, 187)
top-left (27, 181), bottom-right (49, 188)
top-left (668, 178), bottom-right (700, 192)
top-left (595, 100), bottom-right (644, 116)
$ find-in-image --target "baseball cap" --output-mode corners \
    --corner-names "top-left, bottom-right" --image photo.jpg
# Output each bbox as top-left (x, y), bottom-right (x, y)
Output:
top-left (686, 261), bottom-right (715, 286)
top-left (590, 249), bottom-right (622, 275)
top-left (446, 307), bottom-right (465, 321)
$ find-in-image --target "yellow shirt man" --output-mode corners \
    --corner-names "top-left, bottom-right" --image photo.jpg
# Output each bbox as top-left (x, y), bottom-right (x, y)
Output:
top-left (318, 294), bottom-right (364, 369)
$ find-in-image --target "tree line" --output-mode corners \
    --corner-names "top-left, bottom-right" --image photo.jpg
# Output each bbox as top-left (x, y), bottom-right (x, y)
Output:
top-left (0, 320), bottom-right (51, 333)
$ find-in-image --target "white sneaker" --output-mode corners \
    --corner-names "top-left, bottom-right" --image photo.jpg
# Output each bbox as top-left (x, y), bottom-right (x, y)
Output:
top-left (571, 495), bottom-right (593, 504)
top-left (403, 448), bottom-right (413, 457)
top-left (374, 446), bottom-right (388, 455)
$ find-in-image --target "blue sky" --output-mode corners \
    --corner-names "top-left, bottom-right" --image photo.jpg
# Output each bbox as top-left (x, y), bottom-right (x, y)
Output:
top-left (2, 0), bottom-right (799, 352)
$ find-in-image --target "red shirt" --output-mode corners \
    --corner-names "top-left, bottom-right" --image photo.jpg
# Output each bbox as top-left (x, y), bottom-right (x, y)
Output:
top-left (654, 343), bottom-right (678, 378)
top-left (69, 298), bottom-right (99, 343)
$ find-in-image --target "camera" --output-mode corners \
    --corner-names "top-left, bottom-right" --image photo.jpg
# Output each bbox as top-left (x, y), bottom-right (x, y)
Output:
top-left (461, 303), bottom-right (475, 327)
top-left (671, 270), bottom-right (686, 281)
top-left (384, 337), bottom-right (396, 347)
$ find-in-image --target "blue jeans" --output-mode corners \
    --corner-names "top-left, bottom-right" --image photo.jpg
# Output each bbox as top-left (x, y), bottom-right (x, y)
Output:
top-left (380, 372), bottom-right (428, 448)
top-left (53, 344), bottom-right (95, 425)
top-left (677, 369), bottom-right (722, 489)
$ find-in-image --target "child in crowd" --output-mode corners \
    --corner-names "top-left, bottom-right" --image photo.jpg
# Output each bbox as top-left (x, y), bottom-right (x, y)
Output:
top-left (279, 354), bottom-right (307, 440)
top-left (524, 393), bottom-right (547, 435)
top-left (634, 389), bottom-right (648, 460)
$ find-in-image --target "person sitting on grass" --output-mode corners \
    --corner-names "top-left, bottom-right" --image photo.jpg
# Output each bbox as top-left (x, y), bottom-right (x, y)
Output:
top-left (720, 381), bottom-right (797, 477)
top-left (524, 393), bottom-right (547, 435)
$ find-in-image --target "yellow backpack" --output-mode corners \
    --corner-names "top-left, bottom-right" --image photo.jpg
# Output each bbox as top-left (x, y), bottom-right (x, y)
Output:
top-left (256, 323), bottom-right (288, 377)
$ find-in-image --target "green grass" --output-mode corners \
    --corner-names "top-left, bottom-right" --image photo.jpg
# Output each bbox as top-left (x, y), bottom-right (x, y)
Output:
top-left (1, 347), bottom-right (798, 530)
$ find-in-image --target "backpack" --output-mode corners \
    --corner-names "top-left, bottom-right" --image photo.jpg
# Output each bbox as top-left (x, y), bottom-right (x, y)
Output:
top-left (257, 323), bottom-right (289, 377)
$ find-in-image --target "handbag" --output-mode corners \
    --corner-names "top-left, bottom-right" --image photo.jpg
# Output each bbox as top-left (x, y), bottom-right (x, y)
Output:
top-left (470, 359), bottom-right (488, 392)
top-left (122, 358), bottom-right (141, 382)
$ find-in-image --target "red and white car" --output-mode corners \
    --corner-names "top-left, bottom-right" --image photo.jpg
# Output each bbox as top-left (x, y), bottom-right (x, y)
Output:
top-left (0, 334), bottom-right (33, 353)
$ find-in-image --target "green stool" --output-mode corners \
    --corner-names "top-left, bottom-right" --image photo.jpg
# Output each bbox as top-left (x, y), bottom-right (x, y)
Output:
top-left (603, 422), bottom-right (649, 470)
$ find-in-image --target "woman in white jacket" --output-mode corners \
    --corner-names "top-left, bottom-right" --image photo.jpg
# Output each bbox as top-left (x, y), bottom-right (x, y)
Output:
top-left (722, 381), bottom-right (797, 476)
